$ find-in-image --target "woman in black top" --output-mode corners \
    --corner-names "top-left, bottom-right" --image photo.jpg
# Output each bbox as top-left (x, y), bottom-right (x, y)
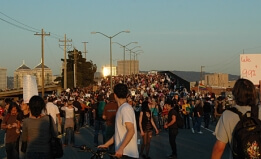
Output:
top-left (139, 101), bottom-right (159, 159)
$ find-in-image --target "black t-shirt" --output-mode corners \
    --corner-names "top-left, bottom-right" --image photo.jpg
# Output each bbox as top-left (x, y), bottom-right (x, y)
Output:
top-left (168, 108), bottom-right (178, 129)
top-left (73, 101), bottom-right (82, 114)
top-left (203, 102), bottom-right (211, 113)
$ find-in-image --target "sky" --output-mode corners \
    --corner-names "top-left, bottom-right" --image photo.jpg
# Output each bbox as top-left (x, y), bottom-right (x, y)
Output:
top-left (1, 0), bottom-right (261, 77)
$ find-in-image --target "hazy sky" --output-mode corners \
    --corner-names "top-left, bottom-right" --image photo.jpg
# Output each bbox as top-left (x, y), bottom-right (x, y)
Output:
top-left (1, 0), bottom-right (261, 76)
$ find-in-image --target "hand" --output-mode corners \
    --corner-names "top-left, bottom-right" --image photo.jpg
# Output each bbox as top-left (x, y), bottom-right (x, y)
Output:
top-left (140, 131), bottom-right (144, 136)
top-left (156, 129), bottom-right (159, 134)
top-left (12, 123), bottom-right (18, 128)
top-left (115, 148), bottom-right (124, 158)
top-left (7, 124), bottom-right (12, 129)
top-left (164, 124), bottom-right (168, 129)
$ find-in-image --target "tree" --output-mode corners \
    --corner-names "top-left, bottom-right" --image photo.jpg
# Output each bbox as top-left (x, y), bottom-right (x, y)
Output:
top-left (61, 49), bottom-right (97, 88)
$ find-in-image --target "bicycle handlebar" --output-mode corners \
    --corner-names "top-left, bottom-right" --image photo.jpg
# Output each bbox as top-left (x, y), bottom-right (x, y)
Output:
top-left (73, 144), bottom-right (117, 159)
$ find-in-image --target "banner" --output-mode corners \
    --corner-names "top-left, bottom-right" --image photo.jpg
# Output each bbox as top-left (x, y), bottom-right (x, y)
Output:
top-left (23, 75), bottom-right (38, 103)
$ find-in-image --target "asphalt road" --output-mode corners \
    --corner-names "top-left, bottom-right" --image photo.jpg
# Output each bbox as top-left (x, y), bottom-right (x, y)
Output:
top-left (0, 120), bottom-right (229, 159)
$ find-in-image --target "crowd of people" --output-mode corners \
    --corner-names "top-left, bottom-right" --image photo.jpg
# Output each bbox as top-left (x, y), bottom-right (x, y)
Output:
top-left (0, 72), bottom-right (255, 159)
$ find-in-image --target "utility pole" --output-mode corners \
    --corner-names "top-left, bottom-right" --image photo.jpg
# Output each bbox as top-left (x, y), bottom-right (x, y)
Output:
top-left (200, 66), bottom-right (205, 84)
top-left (73, 48), bottom-right (78, 88)
top-left (82, 42), bottom-right (88, 60)
top-left (59, 34), bottom-right (72, 89)
top-left (34, 29), bottom-right (50, 98)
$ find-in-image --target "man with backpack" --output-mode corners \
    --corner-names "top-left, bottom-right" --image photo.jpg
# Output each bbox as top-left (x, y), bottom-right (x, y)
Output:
top-left (211, 78), bottom-right (261, 159)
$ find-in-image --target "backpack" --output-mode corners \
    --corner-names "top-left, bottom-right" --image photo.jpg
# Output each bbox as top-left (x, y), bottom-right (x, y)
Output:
top-left (228, 107), bottom-right (261, 159)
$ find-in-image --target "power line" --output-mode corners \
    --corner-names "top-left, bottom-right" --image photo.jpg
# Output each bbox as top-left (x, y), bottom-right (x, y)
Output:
top-left (0, 11), bottom-right (40, 32)
top-left (0, 11), bottom-right (69, 41)
top-left (0, 17), bottom-right (36, 33)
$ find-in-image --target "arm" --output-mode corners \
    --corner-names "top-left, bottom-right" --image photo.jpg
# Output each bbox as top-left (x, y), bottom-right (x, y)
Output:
top-left (98, 135), bottom-right (114, 148)
top-left (164, 114), bottom-right (176, 128)
top-left (211, 140), bottom-right (226, 159)
top-left (139, 112), bottom-right (144, 136)
top-left (115, 122), bottom-right (135, 158)
top-left (150, 115), bottom-right (159, 134)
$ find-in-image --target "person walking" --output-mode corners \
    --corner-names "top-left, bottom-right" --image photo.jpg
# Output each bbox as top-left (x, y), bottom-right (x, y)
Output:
top-left (21, 95), bottom-right (58, 159)
top-left (211, 78), bottom-right (261, 159)
top-left (102, 93), bottom-right (118, 158)
top-left (98, 83), bottom-right (139, 159)
top-left (164, 100), bottom-right (178, 159)
top-left (139, 101), bottom-right (159, 159)
top-left (93, 94), bottom-right (106, 146)
top-left (191, 98), bottom-right (204, 134)
top-left (1, 102), bottom-right (21, 159)
top-left (17, 100), bottom-right (30, 159)
top-left (61, 99), bottom-right (78, 146)
top-left (203, 97), bottom-right (212, 129)
top-left (46, 96), bottom-right (61, 133)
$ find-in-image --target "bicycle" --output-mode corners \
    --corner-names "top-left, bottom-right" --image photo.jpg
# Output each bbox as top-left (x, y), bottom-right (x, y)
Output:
top-left (73, 144), bottom-right (117, 159)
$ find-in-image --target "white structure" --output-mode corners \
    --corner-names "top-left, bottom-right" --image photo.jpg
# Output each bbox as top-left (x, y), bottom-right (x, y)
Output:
top-left (14, 62), bottom-right (31, 89)
top-left (0, 67), bottom-right (7, 90)
top-left (117, 60), bottom-right (139, 75)
top-left (14, 61), bottom-right (53, 88)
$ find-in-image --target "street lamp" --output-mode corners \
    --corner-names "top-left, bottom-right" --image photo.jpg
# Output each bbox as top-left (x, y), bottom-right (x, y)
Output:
top-left (113, 42), bottom-right (138, 83)
top-left (126, 46), bottom-right (141, 75)
top-left (91, 30), bottom-right (130, 91)
top-left (132, 50), bottom-right (143, 75)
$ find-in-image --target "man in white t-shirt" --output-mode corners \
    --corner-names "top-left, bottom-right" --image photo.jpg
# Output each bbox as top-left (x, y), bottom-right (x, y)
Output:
top-left (99, 83), bottom-right (139, 159)
top-left (46, 96), bottom-right (61, 125)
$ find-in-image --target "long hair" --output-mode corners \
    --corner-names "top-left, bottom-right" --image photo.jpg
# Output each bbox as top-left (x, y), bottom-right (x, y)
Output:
top-left (232, 78), bottom-right (258, 117)
top-left (232, 78), bottom-right (257, 107)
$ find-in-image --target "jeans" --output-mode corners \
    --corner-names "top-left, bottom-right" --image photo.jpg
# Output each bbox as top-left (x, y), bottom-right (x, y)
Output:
top-left (64, 127), bottom-right (75, 145)
top-left (74, 114), bottom-right (80, 132)
top-left (6, 141), bottom-right (19, 159)
top-left (204, 113), bottom-right (210, 128)
top-left (193, 116), bottom-right (202, 132)
top-left (169, 128), bottom-right (178, 157)
top-left (94, 120), bottom-right (106, 145)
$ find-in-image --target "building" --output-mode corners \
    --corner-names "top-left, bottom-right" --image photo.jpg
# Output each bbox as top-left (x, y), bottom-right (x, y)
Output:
top-left (32, 62), bottom-right (53, 86)
top-left (205, 73), bottom-right (229, 87)
top-left (117, 60), bottom-right (139, 75)
top-left (0, 67), bottom-right (7, 90)
top-left (14, 62), bottom-right (31, 89)
top-left (14, 61), bottom-right (53, 88)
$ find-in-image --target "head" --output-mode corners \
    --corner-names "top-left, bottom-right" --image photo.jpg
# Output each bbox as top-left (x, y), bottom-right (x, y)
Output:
top-left (47, 96), bottom-right (54, 103)
top-left (8, 102), bottom-right (20, 115)
top-left (19, 99), bottom-right (29, 112)
top-left (232, 78), bottom-right (257, 107)
top-left (109, 93), bottom-right (115, 102)
top-left (165, 99), bottom-right (173, 110)
top-left (113, 83), bottom-right (128, 99)
top-left (29, 95), bottom-right (46, 118)
top-left (4, 98), bottom-right (12, 110)
top-left (141, 101), bottom-right (150, 112)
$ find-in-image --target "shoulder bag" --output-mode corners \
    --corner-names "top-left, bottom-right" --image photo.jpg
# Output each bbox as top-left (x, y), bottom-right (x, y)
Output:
top-left (48, 115), bottom-right (63, 158)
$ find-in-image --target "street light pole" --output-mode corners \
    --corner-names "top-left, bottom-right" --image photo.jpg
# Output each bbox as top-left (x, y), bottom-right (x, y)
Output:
top-left (132, 50), bottom-right (143, 75)
top-left (91, 30), bottom-right (130, 91)
top-left (126, 46), bottom-right (141, 75)
top-left (113, 42), bottom-right (138, 83)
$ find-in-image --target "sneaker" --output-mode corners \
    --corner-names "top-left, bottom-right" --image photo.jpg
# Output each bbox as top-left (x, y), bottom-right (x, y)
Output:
top-left (198, 131), bottom-right (203, 134)
top-left (191, 128), bottom-right (195, 133)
